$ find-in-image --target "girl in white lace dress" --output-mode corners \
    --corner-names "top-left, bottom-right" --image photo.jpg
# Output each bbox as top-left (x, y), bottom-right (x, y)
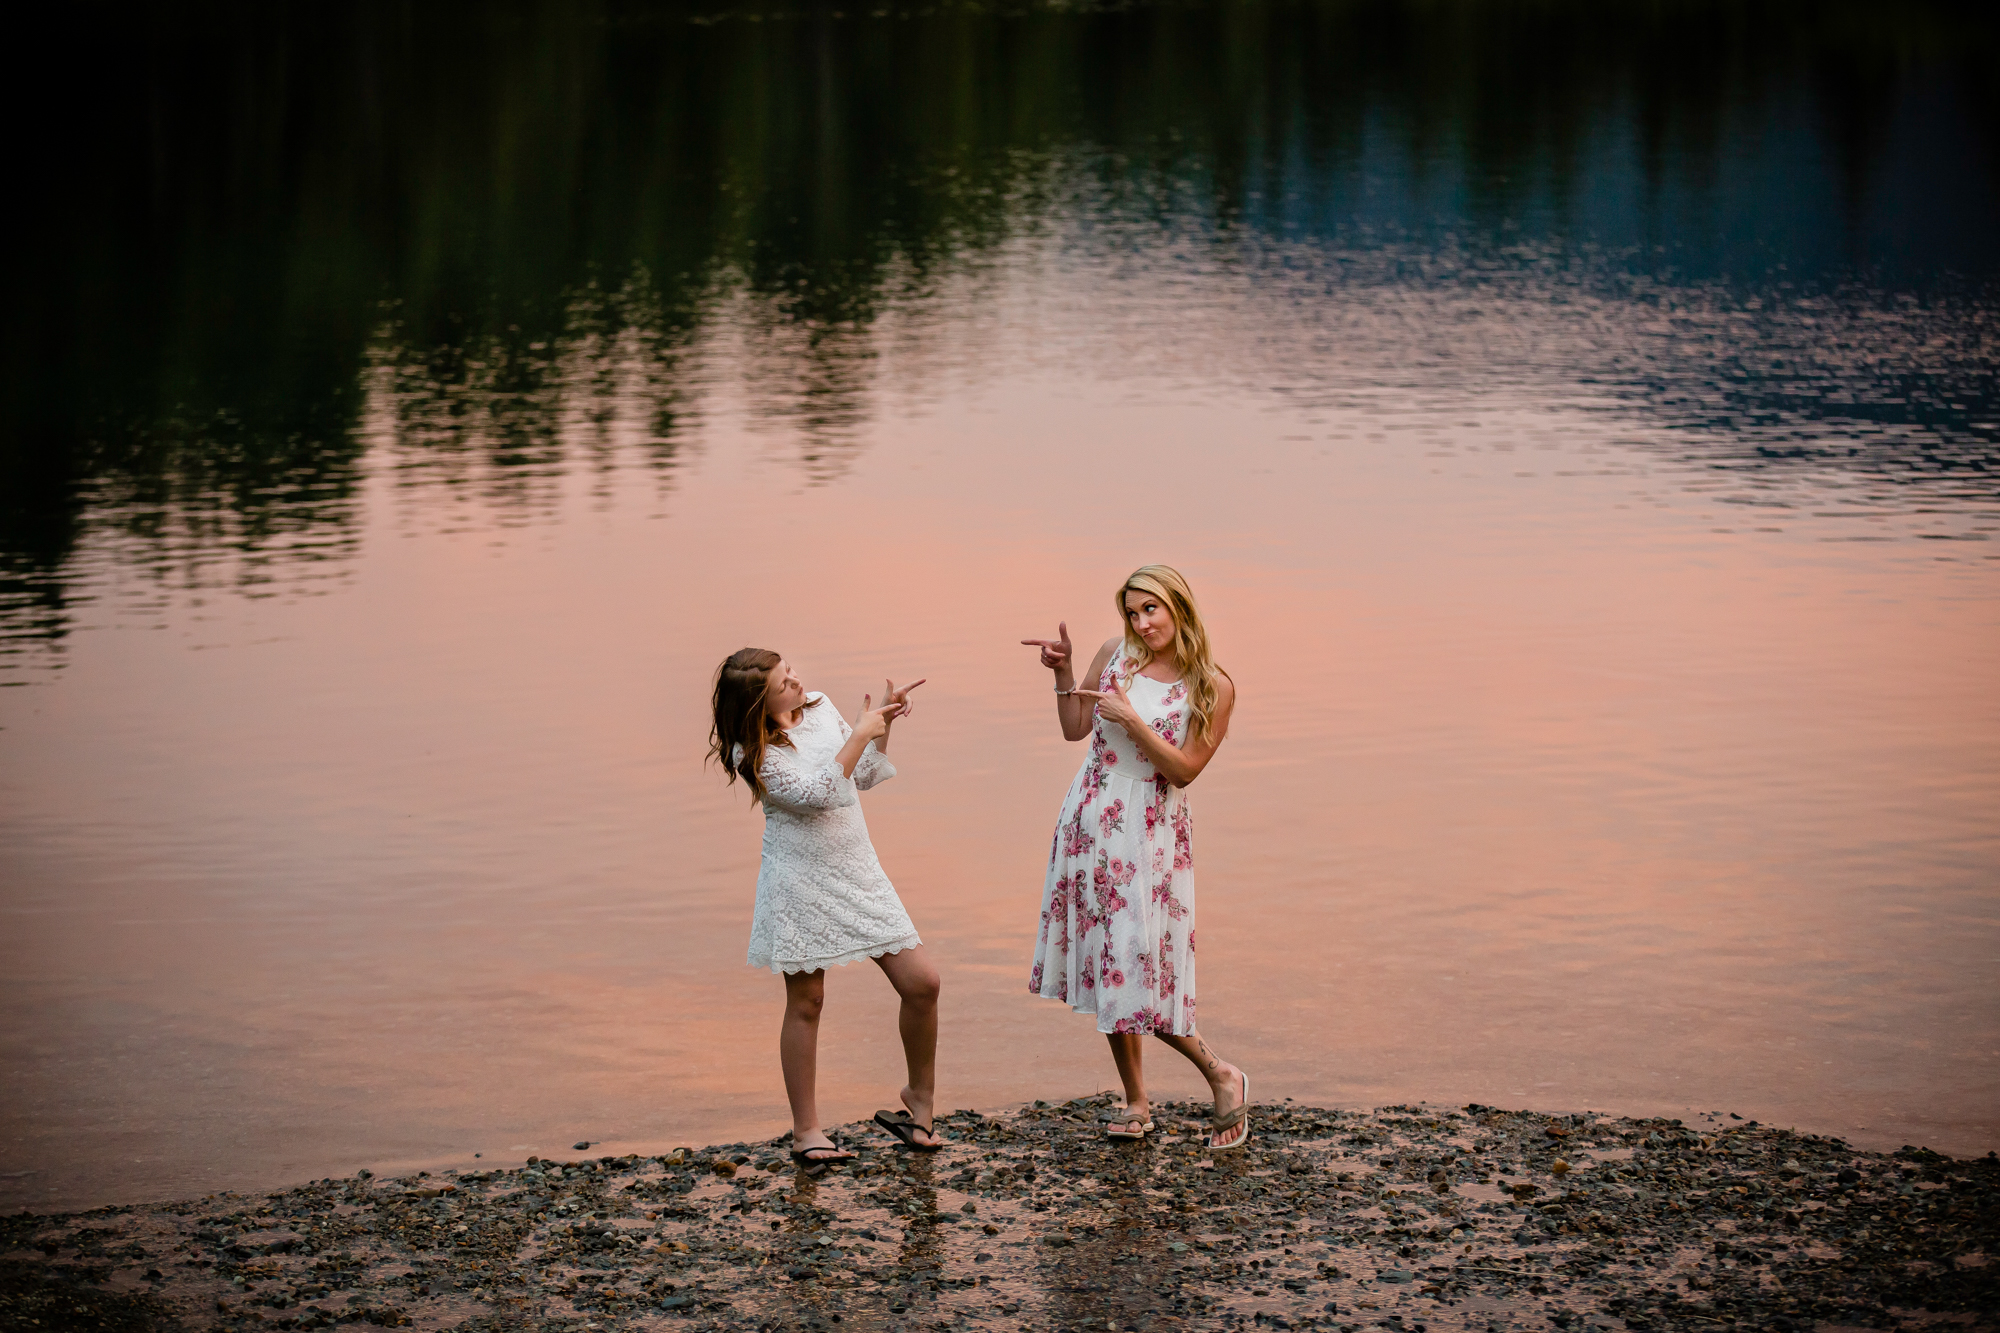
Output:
top-left (710, 649), bottom-right (942, 1168)
top-left (1021, 565), bottom-right (1253, 1150)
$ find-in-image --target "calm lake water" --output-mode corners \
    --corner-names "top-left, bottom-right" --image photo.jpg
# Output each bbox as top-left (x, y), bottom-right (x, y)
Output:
top-left (4, 0), bottom-right (1998, 1212)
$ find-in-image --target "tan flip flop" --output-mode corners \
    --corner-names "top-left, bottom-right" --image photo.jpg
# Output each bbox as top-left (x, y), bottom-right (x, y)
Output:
top-left (1099, 1108), bottom-right (1155, 1141)
top-left (1209, 1071), bottom-right (1251, 1151)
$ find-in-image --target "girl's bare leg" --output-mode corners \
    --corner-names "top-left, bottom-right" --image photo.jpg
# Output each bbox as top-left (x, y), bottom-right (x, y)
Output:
top-left (872, 945), bottom-right (942, 1147)
top-left (1106, 1033), bottom-right (1151, 1135)
top-left (781, 969), bottom-right (845, 1155)
top-left (1152, 1031), bottom-right (1248, 1149)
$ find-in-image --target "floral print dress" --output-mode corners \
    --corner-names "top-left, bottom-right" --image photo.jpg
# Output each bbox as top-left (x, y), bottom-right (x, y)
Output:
top-left (1029, 644), bottom-right (1197, 1035)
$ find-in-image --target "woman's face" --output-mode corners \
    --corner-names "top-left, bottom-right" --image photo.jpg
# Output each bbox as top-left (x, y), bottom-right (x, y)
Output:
top-left (764, 659), bottom-right (807, 718)
top-left (1123, 589), bottom-right (1176, 654)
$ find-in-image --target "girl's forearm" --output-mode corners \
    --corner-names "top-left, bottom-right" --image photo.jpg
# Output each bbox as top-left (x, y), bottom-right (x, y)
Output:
top-left (834, 732), bottom-right (871, 777)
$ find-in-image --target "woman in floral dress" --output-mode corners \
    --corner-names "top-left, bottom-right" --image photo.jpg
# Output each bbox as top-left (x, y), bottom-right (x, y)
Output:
top-left (1021, 564), bottom-right (1252, 1149)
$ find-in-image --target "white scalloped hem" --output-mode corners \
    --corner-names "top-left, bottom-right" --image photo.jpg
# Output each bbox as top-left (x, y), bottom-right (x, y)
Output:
top-left (754, 933), bottom-right (923, 975)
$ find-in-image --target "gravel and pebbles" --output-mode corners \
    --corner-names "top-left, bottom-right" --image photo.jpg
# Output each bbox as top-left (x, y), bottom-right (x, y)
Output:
top-left (5, 1097), bottom-right (1994, 1332)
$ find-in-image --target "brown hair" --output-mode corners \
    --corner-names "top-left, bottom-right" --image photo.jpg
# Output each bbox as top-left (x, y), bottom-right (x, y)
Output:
top-left (1116, 563), bottom-right (1231, 748)
top-left (707, 647), bottom-right (820, 803)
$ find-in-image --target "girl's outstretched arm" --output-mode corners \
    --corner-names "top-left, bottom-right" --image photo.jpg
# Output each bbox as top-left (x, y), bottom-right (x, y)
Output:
top-left (831, 698), bottom-right (902, 779)
top-left (759, 742), bottom-right (857, 811)
top-left (869, 677), bottom-right (925, 756)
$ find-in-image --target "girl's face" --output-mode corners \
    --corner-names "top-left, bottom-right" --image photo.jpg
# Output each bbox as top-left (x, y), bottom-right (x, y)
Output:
top-left (764, 659), bottom-right (807, 718)
top-left (1123, 589), bottom-right (1176, 654)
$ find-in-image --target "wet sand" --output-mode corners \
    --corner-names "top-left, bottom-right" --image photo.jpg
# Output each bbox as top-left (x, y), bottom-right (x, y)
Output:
top-left (5, 1099), bottom-right (1993, 1333)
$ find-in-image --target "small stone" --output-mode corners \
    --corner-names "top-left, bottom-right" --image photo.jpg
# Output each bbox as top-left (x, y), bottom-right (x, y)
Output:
top-left (574, 1141), bottom-right (592, 1150)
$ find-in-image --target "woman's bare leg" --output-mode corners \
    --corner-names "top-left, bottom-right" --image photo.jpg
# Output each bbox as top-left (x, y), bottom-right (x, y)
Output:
top-left (780, 969), bottom-right (845, 1155)
top-left (1106, 1033), bottom-right (1151, 1135)
top-left (1152, 1031), bottom-right (1248, 1149)
top-left (873, 945), bottom-right (942, 1147)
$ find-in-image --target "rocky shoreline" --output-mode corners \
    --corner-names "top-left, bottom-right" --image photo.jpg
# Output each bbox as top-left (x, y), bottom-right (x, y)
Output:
top-left (4, 1098), bottom-right (1994, 1332)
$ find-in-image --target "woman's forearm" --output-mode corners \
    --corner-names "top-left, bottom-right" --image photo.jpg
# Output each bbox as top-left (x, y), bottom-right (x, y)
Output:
top-left (1126, 722), bottom-right (1201, 786)
top-left (1054, 668), bottom-right (1092, 740)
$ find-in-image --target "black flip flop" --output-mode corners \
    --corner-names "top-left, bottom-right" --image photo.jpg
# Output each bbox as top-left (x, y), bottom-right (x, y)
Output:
top-left (789, 1144), bottom-right (854, 1176)
top-left (873, 1109), bottom-right (943, 1152)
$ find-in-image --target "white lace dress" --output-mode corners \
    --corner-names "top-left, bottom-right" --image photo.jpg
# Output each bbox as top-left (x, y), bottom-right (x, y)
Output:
top-left (737, 693), bottom-right (921, 974)
top-left (1028, 645), bottom-right (1198, 1035)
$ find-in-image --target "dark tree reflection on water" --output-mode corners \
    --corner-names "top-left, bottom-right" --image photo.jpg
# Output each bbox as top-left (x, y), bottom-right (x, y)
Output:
top-left (3, 0), bottom-right (1996, 671)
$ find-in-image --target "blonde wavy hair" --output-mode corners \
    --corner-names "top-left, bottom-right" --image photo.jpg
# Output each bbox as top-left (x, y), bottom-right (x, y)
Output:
top-left (1115, 563), bottom-right (1230, 747)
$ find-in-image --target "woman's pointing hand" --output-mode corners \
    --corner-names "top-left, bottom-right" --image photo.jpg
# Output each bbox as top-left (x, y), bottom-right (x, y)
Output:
top-left (1021, 622), bottom-right (1072, 672)
top-left (1072, 677), bottom-right (1142, 734)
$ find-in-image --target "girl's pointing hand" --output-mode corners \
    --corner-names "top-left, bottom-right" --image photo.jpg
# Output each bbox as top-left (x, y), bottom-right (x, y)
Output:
top-left (853, 695), bottom-right (905, 744)
top-left (884, 677), bottom-right (926, 721)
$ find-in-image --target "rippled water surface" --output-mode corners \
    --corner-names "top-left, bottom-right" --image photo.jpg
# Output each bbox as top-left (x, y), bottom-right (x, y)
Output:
top-left (3, 0), bottom-right (1998, 1212)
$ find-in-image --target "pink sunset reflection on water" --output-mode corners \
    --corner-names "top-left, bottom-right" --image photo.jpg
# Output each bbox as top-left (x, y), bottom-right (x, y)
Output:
top-left (3, 352), bottom-right (1997, 1213)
